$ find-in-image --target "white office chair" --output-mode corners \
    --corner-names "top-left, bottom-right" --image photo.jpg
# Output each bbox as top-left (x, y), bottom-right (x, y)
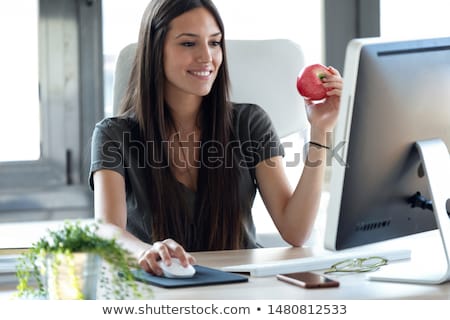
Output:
top-left (112, 39), bottom-right (308, 247)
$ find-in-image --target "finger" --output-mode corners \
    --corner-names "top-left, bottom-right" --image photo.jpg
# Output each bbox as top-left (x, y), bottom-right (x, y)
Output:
top-left (323, 82), bottom-right (342, 91)
top-left (179, 253), bottom-right (196, 267)
top-left (140, 241), bottom-right (171, 277)
top-left (322, 74), bottom-right (342, 83)
top-left (162, 238), bottom-right (184, 259)
top-left (138, 249), bottom-right (161, 275)
top-left (162, 238), bottom-right (192, 267)
top-left (147, 255), bottom-right (164, 276)
top-left (326, 88), bottom-right (342, 97)
top-left (138, 256), bottom-right (152, 273)
top-left (327, 65), bottom-right (341, 77)
top-left (187, 254), bottom-right (197, 265)
top-left (153, 240), bottom-right (172, 264)
top-left (322, 75), bottom-right (342, 82)
top-left (163, 239), bottom-right (196, 267)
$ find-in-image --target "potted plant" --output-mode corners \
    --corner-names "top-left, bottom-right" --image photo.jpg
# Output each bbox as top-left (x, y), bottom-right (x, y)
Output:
top-left (15, 221), bottom-right (152, 300)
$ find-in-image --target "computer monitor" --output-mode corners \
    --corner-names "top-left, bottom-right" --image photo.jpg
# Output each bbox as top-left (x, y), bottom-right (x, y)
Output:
top-left (324, 37), bottom-right (450, 283)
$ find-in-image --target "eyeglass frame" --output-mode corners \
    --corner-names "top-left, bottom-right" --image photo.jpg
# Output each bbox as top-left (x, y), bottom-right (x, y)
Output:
top-left (324, 256), bottom-right (388, 274)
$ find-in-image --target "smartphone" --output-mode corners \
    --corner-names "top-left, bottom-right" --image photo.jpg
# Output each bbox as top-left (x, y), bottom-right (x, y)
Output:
top-left (276, 272), bottom-right (339, 289)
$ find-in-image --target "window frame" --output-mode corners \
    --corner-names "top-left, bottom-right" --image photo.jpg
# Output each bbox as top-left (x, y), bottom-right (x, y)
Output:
top-left (324, 0), bottom-right (380, 71)
top-left (0, 0), bottom-right (103, 220)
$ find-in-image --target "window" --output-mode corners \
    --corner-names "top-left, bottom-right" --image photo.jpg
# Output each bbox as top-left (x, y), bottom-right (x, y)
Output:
top-left (380, 0), bottom-right (450, 39)
top-left (102, 0), bottom-right (149, 117)
top-left (213, 0), bottom-right (323, 65)
top-left (0, 1), bottom-right (40, 162)
top-left (0, 0), bottom-right (96, 223)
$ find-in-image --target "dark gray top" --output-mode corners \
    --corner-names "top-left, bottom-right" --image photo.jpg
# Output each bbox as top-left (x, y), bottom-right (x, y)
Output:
top-left (89, 103), bottom-right (284, 249)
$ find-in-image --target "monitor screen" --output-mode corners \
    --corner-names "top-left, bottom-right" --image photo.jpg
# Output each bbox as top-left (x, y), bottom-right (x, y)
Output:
top-left (325, 37), bottom-right (450, 250)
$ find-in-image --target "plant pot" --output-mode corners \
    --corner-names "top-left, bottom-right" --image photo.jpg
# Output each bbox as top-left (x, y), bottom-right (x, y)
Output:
top-left (46, 252), bottom-right (101, 300)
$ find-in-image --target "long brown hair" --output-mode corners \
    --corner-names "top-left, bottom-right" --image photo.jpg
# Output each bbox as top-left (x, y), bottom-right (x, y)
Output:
top-left (119, 0), bottom-right (244, 251)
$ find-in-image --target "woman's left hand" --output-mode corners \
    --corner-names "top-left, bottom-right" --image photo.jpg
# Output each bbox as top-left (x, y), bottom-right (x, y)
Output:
top-left (304, 66), bottom-right (343, 133)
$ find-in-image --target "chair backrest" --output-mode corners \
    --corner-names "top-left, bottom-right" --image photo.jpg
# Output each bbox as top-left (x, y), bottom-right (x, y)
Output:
top-left (112, 39), bottom-right (307, 138)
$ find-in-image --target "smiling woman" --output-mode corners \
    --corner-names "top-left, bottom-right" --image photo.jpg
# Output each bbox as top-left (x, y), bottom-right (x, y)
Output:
top-left (91, 0), bottom-right (342, 277)
top-left (163, 7), bottom-right (223, 106)
top-left (100, 0), bottom-right (323, 243)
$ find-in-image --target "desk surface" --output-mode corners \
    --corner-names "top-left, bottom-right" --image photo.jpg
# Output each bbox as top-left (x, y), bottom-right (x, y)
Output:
top-left (1, 222), bottom-right (450, 300)
top-left (144, 245), bottom-right (450, 300)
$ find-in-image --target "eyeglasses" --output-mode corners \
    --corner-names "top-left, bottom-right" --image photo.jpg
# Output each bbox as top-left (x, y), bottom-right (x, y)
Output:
top-left (324, 256), bottom-right (388, 274)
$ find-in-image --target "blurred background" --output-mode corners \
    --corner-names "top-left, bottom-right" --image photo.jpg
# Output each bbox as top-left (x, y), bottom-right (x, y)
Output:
top-left (0, 0), bottom-right (449, 234)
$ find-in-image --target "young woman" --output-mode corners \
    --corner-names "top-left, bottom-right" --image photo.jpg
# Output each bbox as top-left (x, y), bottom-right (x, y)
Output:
top-left (90, 0), bottom-right (342, 276)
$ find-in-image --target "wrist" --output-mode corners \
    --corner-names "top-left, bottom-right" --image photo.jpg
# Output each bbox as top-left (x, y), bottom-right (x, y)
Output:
top-left (308, 141), bottom-right (330, 150)
top-left (310, 128), bottom-right (332, 147)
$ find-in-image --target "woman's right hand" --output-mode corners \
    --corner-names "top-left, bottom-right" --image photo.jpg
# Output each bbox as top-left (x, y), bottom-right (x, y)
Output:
top-left (137, 238), bottom-right (196, 276)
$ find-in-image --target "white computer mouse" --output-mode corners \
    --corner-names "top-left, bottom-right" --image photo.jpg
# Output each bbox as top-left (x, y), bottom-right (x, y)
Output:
top-left (158, 258), bottom-right (196, 278)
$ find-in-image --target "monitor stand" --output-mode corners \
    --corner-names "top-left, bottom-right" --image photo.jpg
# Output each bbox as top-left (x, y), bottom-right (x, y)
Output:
top-left (369, 138), bottom-right (450, 284)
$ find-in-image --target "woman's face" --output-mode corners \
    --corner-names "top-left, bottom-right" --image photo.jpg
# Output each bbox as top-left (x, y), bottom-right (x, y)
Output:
top-left (163, 7), bottom-right (223, 102)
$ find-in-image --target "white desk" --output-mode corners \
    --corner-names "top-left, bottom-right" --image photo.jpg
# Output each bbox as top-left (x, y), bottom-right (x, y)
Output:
top-left (148, 239), bottom-right (450, 300)
top-left (1, 221), bottom-right (449, 300)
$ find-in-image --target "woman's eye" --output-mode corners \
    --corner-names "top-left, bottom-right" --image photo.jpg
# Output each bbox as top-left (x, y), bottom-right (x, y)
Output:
top-left (210, 41), bottom-right (221, 47)
top-left (181, 42), bottom-right (195, 47)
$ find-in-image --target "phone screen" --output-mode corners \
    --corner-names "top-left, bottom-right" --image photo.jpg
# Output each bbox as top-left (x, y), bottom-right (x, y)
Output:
top-left (276, 272), bottom-right (339, 288)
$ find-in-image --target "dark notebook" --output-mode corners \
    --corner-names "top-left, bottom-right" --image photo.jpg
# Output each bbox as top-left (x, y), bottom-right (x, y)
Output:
top-left (132, 265), bottom-right (248, 288)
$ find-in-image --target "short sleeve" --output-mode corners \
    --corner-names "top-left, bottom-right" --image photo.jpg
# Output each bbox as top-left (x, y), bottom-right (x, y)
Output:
top-left (234, 103), bottom-right (285, 169)
top-left (89, 119), bottom-right (126, 190)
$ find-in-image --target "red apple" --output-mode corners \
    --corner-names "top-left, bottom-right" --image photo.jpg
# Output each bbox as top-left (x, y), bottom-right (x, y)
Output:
top-left (296, 64), bottom-right (332, 100)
